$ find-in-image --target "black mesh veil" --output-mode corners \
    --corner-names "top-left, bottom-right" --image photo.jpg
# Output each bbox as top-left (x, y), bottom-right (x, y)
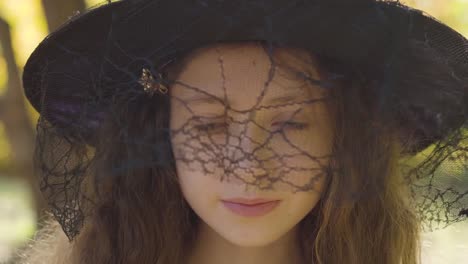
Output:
top-left (22, 0), bottom-right (468, 240)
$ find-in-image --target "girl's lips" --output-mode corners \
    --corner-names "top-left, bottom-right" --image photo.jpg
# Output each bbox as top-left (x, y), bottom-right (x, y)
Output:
top-left (221, 200), bottom-right (281, 217)
top-left (221, 198), bottom-right (279, 205)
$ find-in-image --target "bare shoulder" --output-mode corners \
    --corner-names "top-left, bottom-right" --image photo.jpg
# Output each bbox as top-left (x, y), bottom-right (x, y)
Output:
top-left (9, 217), bottom-right (73, 264)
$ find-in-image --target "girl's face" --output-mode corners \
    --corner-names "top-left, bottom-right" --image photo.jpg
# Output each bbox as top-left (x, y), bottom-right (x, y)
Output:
top-left (170, 43), bottom-right (334, 247)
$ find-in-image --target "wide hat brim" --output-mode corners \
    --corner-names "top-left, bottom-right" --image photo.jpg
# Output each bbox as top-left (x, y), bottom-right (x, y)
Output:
top-left (23, 0), bottom-right (468, 152)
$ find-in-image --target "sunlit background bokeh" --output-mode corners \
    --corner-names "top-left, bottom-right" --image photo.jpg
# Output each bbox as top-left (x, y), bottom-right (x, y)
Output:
top-left (0, 0), bottom-right (467, 263)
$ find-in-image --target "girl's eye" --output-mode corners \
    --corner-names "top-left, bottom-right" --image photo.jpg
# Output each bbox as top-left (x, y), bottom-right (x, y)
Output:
top-left (272, 121), bottom-right (309, 131)
top-left (193, 122), bottom-right (227, 133)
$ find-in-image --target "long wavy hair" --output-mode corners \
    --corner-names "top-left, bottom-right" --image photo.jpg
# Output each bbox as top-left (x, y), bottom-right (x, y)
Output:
top-left (18, 42), bottom-right (423, 264)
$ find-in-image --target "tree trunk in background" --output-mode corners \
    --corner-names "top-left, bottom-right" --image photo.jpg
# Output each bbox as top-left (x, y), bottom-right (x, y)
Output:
top-left (0, 18), bottom-right (46, 219)
top-left (0, 0), bottom-right (87, 227)
top-left (42, 0), bottom-right (87, 32)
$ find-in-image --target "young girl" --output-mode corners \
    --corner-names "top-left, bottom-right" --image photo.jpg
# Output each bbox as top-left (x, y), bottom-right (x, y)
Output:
top-left (16, 0), bottom-right (468, 263)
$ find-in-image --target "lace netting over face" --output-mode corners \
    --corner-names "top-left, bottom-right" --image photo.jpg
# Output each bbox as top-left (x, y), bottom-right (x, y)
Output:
top-left (170, 44), bottom-right (335, 193)
top-left (24, 0), bottom-right (468, 240)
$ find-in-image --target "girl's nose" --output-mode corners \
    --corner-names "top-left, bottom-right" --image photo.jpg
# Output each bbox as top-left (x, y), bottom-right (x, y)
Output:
top-left (221, 120), bottom-right (280, 185)
top-left (224, 118), bottom-right (270, 158)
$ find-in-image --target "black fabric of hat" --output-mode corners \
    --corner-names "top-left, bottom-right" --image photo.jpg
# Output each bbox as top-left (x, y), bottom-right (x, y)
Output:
top-left (22, 0), bottom-right (468, 240)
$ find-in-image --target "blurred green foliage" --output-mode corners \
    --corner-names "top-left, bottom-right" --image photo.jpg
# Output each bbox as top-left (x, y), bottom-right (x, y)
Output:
top-left (0, 178), bottom-right (35, 243)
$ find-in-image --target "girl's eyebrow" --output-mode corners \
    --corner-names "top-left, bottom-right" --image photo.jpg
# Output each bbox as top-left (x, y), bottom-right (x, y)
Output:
top-left (265, 92), bottom-right (306, 105)
top-left (184, 94), bottom-right (224, 105)
top-left (182, 86), bottom-right (312, 106)
top-left (186, 92), bottom-right (306, 107)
